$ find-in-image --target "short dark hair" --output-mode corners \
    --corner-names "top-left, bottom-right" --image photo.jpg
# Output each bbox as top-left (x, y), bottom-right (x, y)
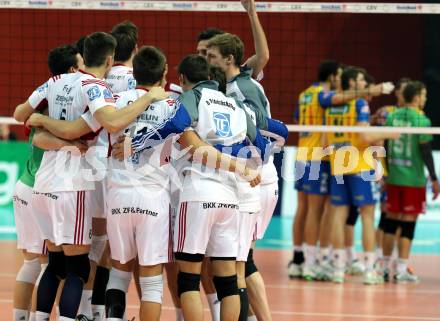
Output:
top-left (317, 60), bottom-right (341, 82)
top-left (133, 46), bottom-right (166, 86)
top-left (209, 65), bottom-right (227, 94)
top-left (76, 36), bottom-right (86, 57)
top-left (207, 33), bottom-right (244, 67)
top-left (396, 77), bottom-right (411, 91)
top-left (47, 45), bottom-right (79, 76)
top-left (178, 54), bottom-right (209, 84)
top-left (197, 28), bottom-right (225, 42)
top-left (341, 67), bottom-right (363, 90)
top-left (403, 80), bottom-right (426, 103)
top-left (84, 32), bottom-right (117, 68)
top-left (111, 21), bottom-right (138, 62)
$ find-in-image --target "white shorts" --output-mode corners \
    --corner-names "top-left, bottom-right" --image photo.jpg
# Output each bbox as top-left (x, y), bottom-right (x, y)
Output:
top-left (257, 183), bottom-right (279, 240)
top-left (106, 187), bottom-right (172, 266)
top-left (237, 211), bottom-right (258, 262)
top-left (13, 181), bottom-right (47, 254)
top-left (91, 179), bottom-right (106, 219)
top-left (32, 190), bottom-right (94, 246)
top-left (174, 201), bottom-right (239, 258)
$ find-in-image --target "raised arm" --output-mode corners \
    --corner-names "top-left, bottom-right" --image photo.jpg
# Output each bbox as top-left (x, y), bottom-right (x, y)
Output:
top-left (241, 0), bottom-right (269, 79)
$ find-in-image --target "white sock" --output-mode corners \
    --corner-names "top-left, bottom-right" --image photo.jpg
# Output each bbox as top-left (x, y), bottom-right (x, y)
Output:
top-left (363, 252), bottom-right (376, 272)
top-left (29, 312), bottom-right (36, 321)
top-left (333, 249), bottom-right (346, 272)
top-left (78, 289), bottom-right (93, 319)
top-left (383, 256), bottom-right (391, 270)
top-left (396, 258), bottom-right (408, 275)
top-left (35, 311), bottom-right (50, 321)
top-left (320, 247), bottom-right (330, 263)
top-left (376, 247), bottom-right (383, 260)
top-left (176, 308), bottom-right (184, 321)
top-left (13, 308), bottom-right (28, 321)
top-left (92, 304), bottom-right (105, 321)
top-left (248, 316), bottom-right (258, 321)
top-left (293, 245), bottom-right (303, 252)
top-left (304, 244), bottom-right (317, 267)
top-left (58, 317), bottom-right (75, 321)
top-left (206, 293), bottom-right (221, 321)
top-left (346, 246), bottom-right (356, 264)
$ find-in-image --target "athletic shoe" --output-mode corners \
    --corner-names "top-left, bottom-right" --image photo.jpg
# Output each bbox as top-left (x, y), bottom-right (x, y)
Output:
top-left (302, 264), bottom-right (320, 281)
top-left (332, 270), bottom-right (345, 283)
top-left (75, 315), bottom-right (93, 321)
top-left (363, 270), bottom-right (384, 285)
top-left (288, 261), bottom-right (303, 279)
top-left (319, 261), bottom-right (333, 281)
top-left (394, 271), bottom-right (420, 283)
top-left (382, 268), bottom-right (390, 283)
top-left (346, 259), bottom-right (366, 275)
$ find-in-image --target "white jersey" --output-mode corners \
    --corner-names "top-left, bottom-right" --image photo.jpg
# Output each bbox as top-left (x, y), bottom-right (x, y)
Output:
top-left (106, 64), bottom-right (136, 94)
top-left (95, 64), bottom-right (135, 151)
top-left (108, 88), bottom-right (177, 189)
top-left (227, 75), bottom-right (278, 185)
top-left (179, 85), bottom-right (248, 204)
top-left (31, 71), bottom-right (107, 193)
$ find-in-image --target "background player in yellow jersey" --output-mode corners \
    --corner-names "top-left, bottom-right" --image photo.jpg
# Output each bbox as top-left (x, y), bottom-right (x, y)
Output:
top-left (289, 61), bottom-right (388, 280)
top-left (325, 67), bottom-right (399, 284)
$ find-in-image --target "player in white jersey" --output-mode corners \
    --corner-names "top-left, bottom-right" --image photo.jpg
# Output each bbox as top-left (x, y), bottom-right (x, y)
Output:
top-left (25, 32), bottom-right (168, 321)
top-left (103, 45), bottom-right (175, 321)
top-left (130, 54), bottom-right (271, 321)
top-left (12, 44), bottom-right (84, 321)
top-left (207, 32), bottom-right (279, 321)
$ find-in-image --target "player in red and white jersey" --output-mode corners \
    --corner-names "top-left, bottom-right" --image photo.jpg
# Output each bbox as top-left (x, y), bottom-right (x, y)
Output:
top-left (12, 44), bottom-right (84, 321)
top-left (104, 46), bottom-right (176, 321)
top-left (26, 32), bottom-right (168, 321)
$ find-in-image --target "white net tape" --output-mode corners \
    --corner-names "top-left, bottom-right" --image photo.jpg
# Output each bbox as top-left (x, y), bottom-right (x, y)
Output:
top-left (0, 1), bottom-right (439, 14)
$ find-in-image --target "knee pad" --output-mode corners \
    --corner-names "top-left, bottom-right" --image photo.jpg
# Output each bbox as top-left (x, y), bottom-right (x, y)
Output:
top-left (47, 251), bottom-right (66, 280)
top-left (177, 272), bottom-right (200, 297)
top-left (346, 206), bottom-right (359, 226)
top-left (65, 253), bottom-right (90, 283)
top-left (35, 263), bottom-right (48, 286)
top-left (89, 235), bottom-right (107, 264)
top-left (400, 221), bottom-right (416, 240)
top-left (175, 252), bottom-right (204, 262)
top-left (245, 249), bottom-right (258, 278)
top-left (105, 288), bottom-right (126, 319)
top-left (383, 218), bottom-right (400, 235)
top-left (213, 275), bottom-right (238, 301)
top-left (106, 268), bottom-right (132, 293)
top-left (140, 274), bottom-right (163, 304)
top-left (16, 258), bottom-right (41, 284)
top-left (378, 211), bottom-right (387, 230)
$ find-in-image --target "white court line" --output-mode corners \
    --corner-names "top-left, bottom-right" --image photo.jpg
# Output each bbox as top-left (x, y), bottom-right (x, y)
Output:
top-left (0, 300), bottom-right (439, 320)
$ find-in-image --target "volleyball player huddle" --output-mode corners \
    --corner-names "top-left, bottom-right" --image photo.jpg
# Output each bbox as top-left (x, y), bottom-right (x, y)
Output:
top-left (12, 1), bottom-right (288, 321)
top-left (289, 61), bottom-right (438, 285)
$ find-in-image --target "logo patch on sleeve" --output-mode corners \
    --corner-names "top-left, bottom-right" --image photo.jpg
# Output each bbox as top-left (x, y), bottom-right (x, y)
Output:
top-left (128, 77), bottom-right (136, 90)
top-left (103, 88), bottom-right (115, 103)
top-left (87, 85), bottom-right (101, 101)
